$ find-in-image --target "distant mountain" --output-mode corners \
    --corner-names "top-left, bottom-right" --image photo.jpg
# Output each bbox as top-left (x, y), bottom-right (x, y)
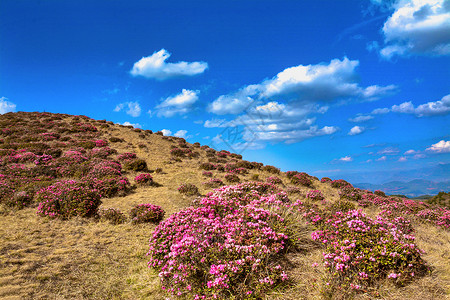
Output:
top-left (354, 179), bottom-right (450, 198)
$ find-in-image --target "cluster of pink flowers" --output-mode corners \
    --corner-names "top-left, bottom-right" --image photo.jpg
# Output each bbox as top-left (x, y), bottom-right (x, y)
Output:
top-left (134, 173), bottom-right (153, 185)
top-left (130, 203), bottom-right (165, 224)
top-left (291, 172), bottom-right (312, 187)
top-left (36, 180), bottom-right (102, 219)
top-left (94, 139), bottom-right (108, 147)
top-left (202, 171), bottom-right (213, 177)
top-left (305, 206), bottom-right (429, 293)
top-left (306, 190), bottom-right (325, 202)
top-left (266, 176), bottom-right (283, 185)
top-left (148, 182), bottom-right (291, 299)
top-left (117, 152), bottom-right (137, 161)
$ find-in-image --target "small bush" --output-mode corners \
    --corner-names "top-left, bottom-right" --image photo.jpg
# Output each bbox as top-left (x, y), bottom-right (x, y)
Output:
top-left (94, 139), bottom-right (108, 147)
top-left (251, 174), bottom-right (260, 181)
top-left (130, 203), bottom-right (165, 224)
top-left (291, 173), bottom-right (312, 187)
top-left (202, 171), bottom-right (213, 177)
top-left (99, 208), bottom-right (127, 224)
top-left (266, 176), bottom-right (283, 185)
top-left (135, 173), bottom-right (153, 185)
top-left (199, 162), bottom-right (216, 170)
top-left (203, 178), bottom-right (224, 188)
top-left (330, 200), bottom-right (356, 213)
top-left (178, 183), bottom-right (199, 196)
top-left (123, 158), bottom-right (148, 172)
top-left (262, 165), bottom-right (280, 174)
top-left (36, 180), bottom-right (101, 219)
top-left (286, 171), bottom-right (299, 178)
top-left (331, 179), bottom-right (352, 189)
top-left (320, 177), bottom-right (332, 183)
top-left (374, 190), bottom-right (386, 197)
top-left (117, 152), bottom-right (137, 161)
top-left (109, 137), bottom-right (123, 143)
top-left (77, 141), bottom-right (96, 149)
top-left (306, 190), bottom-right (325, 202)
top-left (224, 173), bottom-right (240, 183)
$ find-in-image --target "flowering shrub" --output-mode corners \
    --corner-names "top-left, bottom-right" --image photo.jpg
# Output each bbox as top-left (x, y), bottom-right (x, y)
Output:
top-left (4, 191), bottom-right (33, 209)
top-left (171, 148), bottom-right (192, 157)
top-left (123, 158), bottom-right (148, 172)
top-left (286, 171), bottom-right (299, 178)
top-left (94, 139), bottom-right (108, 147)
top-left (90, 147), bottom-right (117, 158)
top-left (306, 190), bottom-right (325, 202)
top-left (261, 165), bottom-right (280, 174)
top-left (321, 177), bottom-right (332, 183)
top-left (87, 176), bottom-right (131, 198)
top-left (310, 209), bottom-right (429, 295)
top-left (34, 154), bottom-right (53, 165)
top-left (199, 162), bottom-right (217, 171)
top-left (203, 178), bottom-right (224, 188)
top-left (147, 182), bottom-right (293, 299)
top-left (135, 173), bottom-right (153, 185)
top-left (224, 173), bottom-right (240, 183)
top-left (178, 183), bottom-right (199, 196)
top-left (339, 186), bottom-right (362, 202)
top-left (331, 179), bottom-right (352, 189)
top-left (130, 203), bottom-right (165, 224)
top-left (99, 207), bottom-right (127, 224)
top-left (291, 172), bottom-right (312, 187)
top-left (374, 190), bottom-right (386, 197)
top-left (266, 176), bottom-right (283, 185)
top-left (36, 180), bottom-right (101, 219)
top-left (202, 171), bottom-right (213, 177)
top-left (117, 152), bottom-right (137, 161)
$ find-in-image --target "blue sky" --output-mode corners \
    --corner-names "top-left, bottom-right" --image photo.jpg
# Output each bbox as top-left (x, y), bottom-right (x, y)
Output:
top-left (1, 0), bottom-right (449, 184)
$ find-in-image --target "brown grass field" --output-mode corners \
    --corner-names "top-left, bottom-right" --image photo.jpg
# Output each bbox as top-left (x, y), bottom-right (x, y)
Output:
top-left (0, 112), bottom-right (448, 299)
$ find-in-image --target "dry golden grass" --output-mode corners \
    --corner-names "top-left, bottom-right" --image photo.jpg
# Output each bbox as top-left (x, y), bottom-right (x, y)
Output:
top-left (0, 116), bottom-right (448, 299)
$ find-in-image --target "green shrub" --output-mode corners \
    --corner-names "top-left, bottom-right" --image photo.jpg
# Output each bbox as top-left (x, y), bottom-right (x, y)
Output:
top-left (123, 158), bottom-right (148, 171)
top-left (178, 183), bottom-right (199, 196)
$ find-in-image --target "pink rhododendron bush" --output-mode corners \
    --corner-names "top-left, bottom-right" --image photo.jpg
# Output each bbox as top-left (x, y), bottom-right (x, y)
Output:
top-left (36, 180), bottom-right (101, 219)
top-left (297, 202), bottom-right (430, 297)
top-left (147, 182), bottom-right (294, 299)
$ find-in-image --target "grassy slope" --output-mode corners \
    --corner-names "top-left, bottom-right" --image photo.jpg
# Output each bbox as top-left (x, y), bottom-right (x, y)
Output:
top-left (0, 112), bottom-right (449, 299)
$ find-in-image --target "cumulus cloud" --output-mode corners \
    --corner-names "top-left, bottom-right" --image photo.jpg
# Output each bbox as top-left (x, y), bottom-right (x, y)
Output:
top-left (405, 149), bottom-right (417, 154)
top-left (377, 156), bottom-right (387, 161)
top-left (130, 49), bottom-right (208, 80)
top-left (378, 147), bottom-right (400, 155)
top-left (339, 156), bottom-right (353, 162)
top-left (161, 129), bottom-right (172, 136)
top-left (0, 97), bottom-right (16, 114)
top-left (398, 156), bottom-right (407, 161)
top-left (114, 101), bottom-right (141, 117)
top-left (426, 140), bottom-right (450, 153)
top-left (351, 94), bottom-right (450, 121)
top-left (174, 130), bottom-right (189, 138)
top-left (349, 114), bottom-right (374, 122)
top-left (121, 121), bottom-right (142, 128)
top-left (379, 0), bottom-right (450, 59)
top-left (348, 126), bottom-right (365, 135)
top-left (208, 57), bottom-right (397, 115)
top-left (392, 94), bottom-right (450, 116)
top-left (155, 89), bottom-right (199, 117)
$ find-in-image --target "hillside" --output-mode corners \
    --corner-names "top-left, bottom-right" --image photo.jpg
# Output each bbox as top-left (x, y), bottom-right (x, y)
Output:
top-left (0, 111), bottom-right (449, 300)
top-left (355, 180), bottom-right (450, 198)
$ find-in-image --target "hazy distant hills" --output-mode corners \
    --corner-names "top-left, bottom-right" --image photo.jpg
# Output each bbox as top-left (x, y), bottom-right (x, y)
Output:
top-left (354, 179), bottom-right (450, 198)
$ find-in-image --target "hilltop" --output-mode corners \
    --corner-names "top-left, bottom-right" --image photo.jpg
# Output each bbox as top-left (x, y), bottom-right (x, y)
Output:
top-left (0, 111), bottom-right (449, 299)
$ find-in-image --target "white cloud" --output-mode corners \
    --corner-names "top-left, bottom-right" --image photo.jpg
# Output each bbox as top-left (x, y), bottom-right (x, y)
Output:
top-left (245, 125), bottom-right (338, 144)
top-left (378, 147), bottom-right (400, 155)
top-left (391, 101), bottom-right (415, 113)
top-left (398, 156), bottom-right (407, 161)
top-left (405, 149), bottom-right (417, 154)
top-left (371, 107), bottom-right (390, 114)
top-left (391, 94), bottom-right (450, 116)
top-left (379, 0), bottom-right (450, 59)
top-left (114, 101), bottom-right (141, 117)
top-left (349, 114), bottom-right (374, 122)
top-left (174, 130), bottom-right (188, 138)
top-left (155, 89), bottom-right (199, 117)
top-left (339, 156), bottom-right (353, 162)
top-left (426, 140), bottom-right (450, 153)
top-left (0, 97), bottom-right (16, 114)
top-left (121, 121), bottom-right (142, 128)
top-left (161, 129), bottom-right (172, 136)
top-left (413, 153), bottom-right (427, 159)
top-left (204, 119), bottom-right (228, 128)
top-left (348, 126), bottom-right (365, 135)
top-left (377, 156), bottom-right (387, 161)
top-left (130, 49), bottom-right (208, 80)
top-left (208, 57), bottom-right (397, 115)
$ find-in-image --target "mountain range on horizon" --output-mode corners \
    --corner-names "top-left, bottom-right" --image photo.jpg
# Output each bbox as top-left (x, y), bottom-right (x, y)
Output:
top-left (354, 179), bottom-right (450, 198)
